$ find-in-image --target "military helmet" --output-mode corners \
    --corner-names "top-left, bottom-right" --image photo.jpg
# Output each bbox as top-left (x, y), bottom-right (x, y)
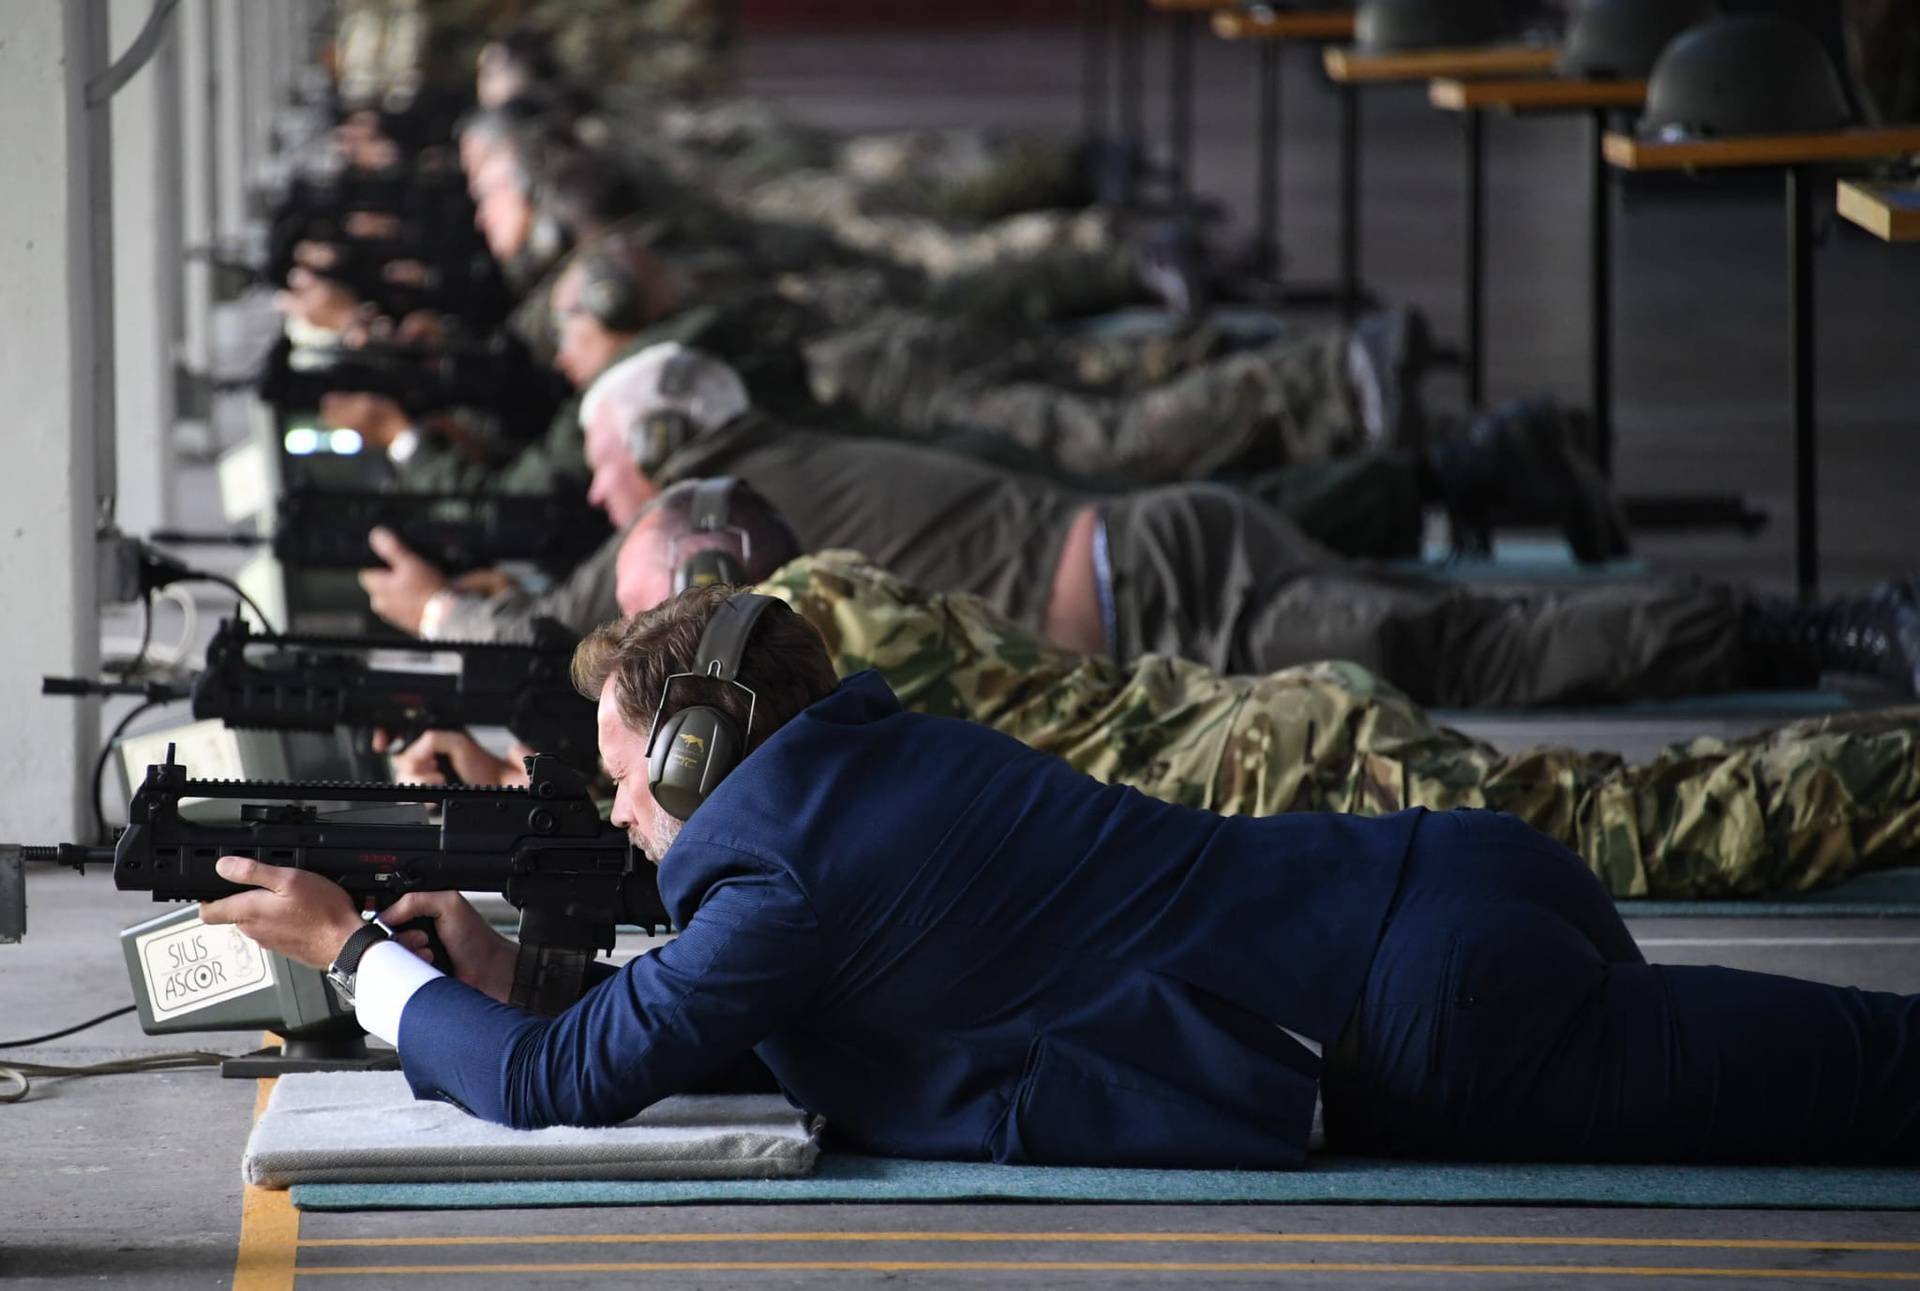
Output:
top-left (1641, 14), bottom-right (1855, 139)
top-left (1354, 0), bottom-right (1523, 53)
top-left (1559, 0), bottom-right (1715, 81)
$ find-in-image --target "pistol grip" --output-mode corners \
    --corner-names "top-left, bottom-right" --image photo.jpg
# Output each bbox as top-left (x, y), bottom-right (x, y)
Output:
top-left (393, 916), bottom-right (454, 976)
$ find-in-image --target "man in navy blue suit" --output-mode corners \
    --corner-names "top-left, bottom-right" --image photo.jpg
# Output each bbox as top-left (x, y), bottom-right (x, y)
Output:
top-left (203, 586), bottom-right (1920, 1167)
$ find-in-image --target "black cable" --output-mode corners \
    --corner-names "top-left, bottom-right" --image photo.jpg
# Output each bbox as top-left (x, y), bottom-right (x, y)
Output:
top-left (117, 588), bottom-right (154, 679)
top-left (90, 697), bottom-right (173, 843)
top-left (0, 1051), bottom-right (230, 1106)
top-left (183, 572), bottom-right (277, 635)
top-left (0, 1005), bottom-right (135, 1050)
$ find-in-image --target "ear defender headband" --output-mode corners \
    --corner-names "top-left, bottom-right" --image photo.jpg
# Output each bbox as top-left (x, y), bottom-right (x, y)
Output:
top-left (671, 476), bottom-right (751, 594)
top-left (625, 349), bottom-right (703, 475)
top-left (644, 591), bottom-right (780, 821)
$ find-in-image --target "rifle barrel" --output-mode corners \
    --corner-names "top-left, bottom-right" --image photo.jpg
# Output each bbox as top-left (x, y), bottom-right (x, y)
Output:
top-left (149, 529), bottom-right (267, 548)
top-left (41, 676), bottom-right (188, 701)
top-left (18, 844), bottom-right (117, 872)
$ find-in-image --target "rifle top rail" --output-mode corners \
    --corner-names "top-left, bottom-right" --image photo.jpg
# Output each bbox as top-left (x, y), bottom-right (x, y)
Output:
top-left (143, 773), bottom-right (547, 802)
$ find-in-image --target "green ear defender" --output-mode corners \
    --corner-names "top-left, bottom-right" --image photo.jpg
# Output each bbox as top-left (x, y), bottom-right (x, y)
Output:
top-left (644, 591), bottom-right (778, 821)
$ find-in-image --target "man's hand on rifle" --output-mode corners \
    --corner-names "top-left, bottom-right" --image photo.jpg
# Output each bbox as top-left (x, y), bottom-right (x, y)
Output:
top-left (378, 891), bottom-right (520, 1004)
top-left (319, 391), bottom-right (410, 450)
top-left (375, 729), bottom-right (532, 788)
top-left (275, 265), bottom-right (363, 332)
top-left (198, 857), bottom-right (365, 972)
top-left (358, 527), bottom-right (449, 635)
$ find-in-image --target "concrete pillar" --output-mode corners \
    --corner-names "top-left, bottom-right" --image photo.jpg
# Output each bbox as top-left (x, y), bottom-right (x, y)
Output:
top-left (109, 0), bottom-right (182, 536)
top-left (212, 0), bottom-right (246, 238)
top-left (0, 1), bottom-right (110, 839)
top-left (237, 0), bottom-right (270, 198)
top-left (178, 0), bottom-right (216, 377)
top-left (263, 0), bottom-right (289, 120)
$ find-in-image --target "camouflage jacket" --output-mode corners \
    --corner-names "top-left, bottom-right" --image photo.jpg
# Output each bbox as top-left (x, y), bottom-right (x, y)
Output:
top-left (757, 551), bottom-right (1920, 899)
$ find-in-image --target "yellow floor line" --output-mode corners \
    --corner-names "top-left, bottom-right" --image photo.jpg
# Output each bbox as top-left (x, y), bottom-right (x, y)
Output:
top-left (290, 1260), bottom-right (1920, 1280)
top-left (232, 1042), bottom-right (300, 1291)
top-left (299, 1231), bottom-right (1920, 1253)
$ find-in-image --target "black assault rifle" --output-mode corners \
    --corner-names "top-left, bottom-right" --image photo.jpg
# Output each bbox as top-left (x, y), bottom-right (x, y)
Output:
top-left (245, 335), bottom-right (563, 431)
top-left (43, 616), bottom-right (598, 775)
top-left (26, 751), bottom-right (665, 1015)
top-left (152, 485), bottom-right (611, 576)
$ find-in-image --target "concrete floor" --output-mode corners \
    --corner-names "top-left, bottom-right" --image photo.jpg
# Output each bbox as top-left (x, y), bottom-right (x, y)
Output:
top-left (6, 20), bottom-right (1920, 1291)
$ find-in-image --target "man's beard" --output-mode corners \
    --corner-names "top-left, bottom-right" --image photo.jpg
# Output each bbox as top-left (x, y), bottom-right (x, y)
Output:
top-left (637, 810), bottom-right (683, 860)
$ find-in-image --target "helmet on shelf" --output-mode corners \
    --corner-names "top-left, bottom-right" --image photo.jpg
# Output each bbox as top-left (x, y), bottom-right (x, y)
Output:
top-left (1641, 14), bottom-right (1855, 139)
top-left (1559, 0), bottom-right (1715, 81)
top-left (1354, 0), bottom-right (1523, 54)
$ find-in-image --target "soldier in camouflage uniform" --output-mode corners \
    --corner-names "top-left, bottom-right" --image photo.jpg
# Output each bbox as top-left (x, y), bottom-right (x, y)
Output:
top-left (756, 550), bottom-right (1920, 901)
top-left (804, 304), bottom-right (1379, 487)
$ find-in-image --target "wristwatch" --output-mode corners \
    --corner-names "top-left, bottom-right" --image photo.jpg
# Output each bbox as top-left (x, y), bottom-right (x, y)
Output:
top-left (324, 921), bottom-right (391, 1007)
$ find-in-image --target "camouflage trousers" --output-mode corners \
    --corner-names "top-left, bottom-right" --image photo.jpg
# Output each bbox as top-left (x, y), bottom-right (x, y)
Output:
top-left (743, 175), bottom-right (1143, 325)
top-left (641, 106), bottom-right (1090, 222)
top-left (832, 129), bottom-right (1093, 225)
top-left (761, 551), bottom-right (1920, 899)
top-left (1228, 667), bottom-right (1920, 901)
top-left (806, 308), bottom-right (1368, 485)
top-left (1101, 484), bottom-right (1750, 705)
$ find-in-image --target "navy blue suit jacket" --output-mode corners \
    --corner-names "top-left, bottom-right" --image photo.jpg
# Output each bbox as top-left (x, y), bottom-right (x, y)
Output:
top-left (399, 672), bottom-right (1417, 1168)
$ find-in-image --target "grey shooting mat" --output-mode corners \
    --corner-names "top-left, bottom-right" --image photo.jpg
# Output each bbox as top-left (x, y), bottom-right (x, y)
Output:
top-left (1617, 864), bottom-right (1920, 917)
top-left (1398, 536), bottom-right (1650, 583)
top-left (290, 1153), bottom-right (1920, 1212)
top-left (244, 1072), bottom-right (820, 1189)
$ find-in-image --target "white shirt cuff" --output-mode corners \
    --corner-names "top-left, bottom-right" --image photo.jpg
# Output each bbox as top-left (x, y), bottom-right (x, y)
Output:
top-left (387, 427), bottom-right (422, 464)
top-left (353, 936), bottom-right (445, 1047)
top-left (416, 588), bottom-right (459, 640)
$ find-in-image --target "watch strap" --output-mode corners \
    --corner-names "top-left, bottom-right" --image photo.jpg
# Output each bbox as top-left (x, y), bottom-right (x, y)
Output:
top-left (329, 920), bottom-right (391, 980)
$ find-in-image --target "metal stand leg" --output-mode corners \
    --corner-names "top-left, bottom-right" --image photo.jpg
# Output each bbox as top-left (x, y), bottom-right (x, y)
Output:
top-left (1589, 107), bottom-right (1613, 476)
top-left (1118, 0), bottom-right (1144, 163)
top-left (1081, 0), bottom-right (1109, 141)
top-left (1589, 112), bottom-right (1767, 540)
top-left (1168, 11), bottom-right (1194, 197)
top-left (1340, 81), bottom-right (1362, 322)
top-left (1463, 109), bottom-right (1486, 408)
top-left (1254, 40), bottom-right (1281, 279)
top-left (1787, 166), bottom-right (1819, 600)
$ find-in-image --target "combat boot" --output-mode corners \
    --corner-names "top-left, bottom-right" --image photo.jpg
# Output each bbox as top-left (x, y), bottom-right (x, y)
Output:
top-left (1741, 594), bottom-right (1920, 697)
top-left (1866, 577), bottom-right (1920, 612)
top-left (1424, 397), bottom-right (1632, 564)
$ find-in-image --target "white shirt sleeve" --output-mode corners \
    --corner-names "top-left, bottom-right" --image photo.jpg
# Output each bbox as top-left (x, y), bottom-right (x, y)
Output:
top-left (386, 427), bottom-right (422, 465)
top-left (352, 937), bottom-right (445, 1047)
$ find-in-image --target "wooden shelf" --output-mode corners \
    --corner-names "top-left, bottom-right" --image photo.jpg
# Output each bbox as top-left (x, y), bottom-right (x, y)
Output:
top-left (1603, 125), bottom-right (1920, 172)
top-left (1836, 179), bottom-right (1920, 243)
top-left (1324, 42), bottom-right (1558, 83)
top-left (1211, 8), bottom-right (1355, 40)
top-left (1429, 75), bottom-right (1646, 113)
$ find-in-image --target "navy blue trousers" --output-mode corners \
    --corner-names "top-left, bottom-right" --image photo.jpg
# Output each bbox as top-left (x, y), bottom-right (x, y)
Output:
top-left (1325, 810), bottom-right (1920, 1163)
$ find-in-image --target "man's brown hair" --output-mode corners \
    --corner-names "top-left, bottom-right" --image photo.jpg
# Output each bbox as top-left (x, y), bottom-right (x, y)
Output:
top-left (572, 583), bottom-right (840, 759)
